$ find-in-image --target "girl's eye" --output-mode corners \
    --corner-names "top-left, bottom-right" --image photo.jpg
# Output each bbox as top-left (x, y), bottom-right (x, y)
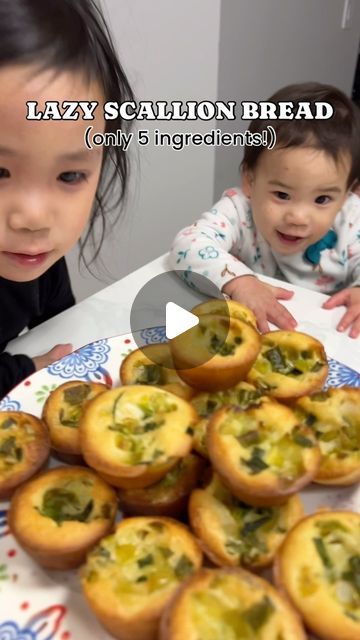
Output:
top-left (315, 195), bottom-right (331, 205)
top-left (274, 191), bottom-right (289, 200)
top-left (58, 171), bottom-right (87, 185)
top-left (0, 167), bottom-right (10, 179)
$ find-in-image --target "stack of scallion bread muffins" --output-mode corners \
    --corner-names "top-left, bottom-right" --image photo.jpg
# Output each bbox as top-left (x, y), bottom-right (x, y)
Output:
top-left (1, 299), bottom-right (360, 640)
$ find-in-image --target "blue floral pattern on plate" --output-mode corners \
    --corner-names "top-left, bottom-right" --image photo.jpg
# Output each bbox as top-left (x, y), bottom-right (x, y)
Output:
top-left (0, 509), bottom-right (8, 538)
top-left (48, 339), bottom-right (111, 381)
top-left (140, 326), bottom-right (167, 344)
top-left (0, 397), bottom-right (21, 411)
top-left (325, 357), bottom-right (360, 388)
top-left (0, 606), bottom-right (67, 640)
top-left (0, 623), bottom-right (35, 640)
top-left (0, 329), bottom-right (359, 413)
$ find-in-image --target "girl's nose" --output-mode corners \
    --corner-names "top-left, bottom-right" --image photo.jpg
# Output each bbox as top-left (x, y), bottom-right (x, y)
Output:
top-left (8, 191), bottom-right (51, 232)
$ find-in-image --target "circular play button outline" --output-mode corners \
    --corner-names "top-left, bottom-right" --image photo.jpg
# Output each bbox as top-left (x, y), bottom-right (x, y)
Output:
top-left (129, 270), bottom-right (230, 369)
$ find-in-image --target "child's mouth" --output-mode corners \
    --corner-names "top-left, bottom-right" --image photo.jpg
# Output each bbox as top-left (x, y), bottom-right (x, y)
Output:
top-left (3, 251), bottom-right (50, 267)
top-left (276, 231), bottom-right (305, 245)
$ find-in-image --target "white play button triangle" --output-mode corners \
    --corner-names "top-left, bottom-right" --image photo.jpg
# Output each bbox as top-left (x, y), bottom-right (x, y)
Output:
top-left (165, 302), bottom-right (199, 339)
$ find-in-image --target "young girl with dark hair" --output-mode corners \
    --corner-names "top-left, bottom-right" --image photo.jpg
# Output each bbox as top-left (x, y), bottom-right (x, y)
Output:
top-left (0, 0), bottom-right (134, 398)
top-left (170, 82), bottom-right (360, 338)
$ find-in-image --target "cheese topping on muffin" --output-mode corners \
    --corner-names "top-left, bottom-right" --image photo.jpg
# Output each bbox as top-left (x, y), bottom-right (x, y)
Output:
top-left (0, 414), bottom-right (36, 476)
top-left (295, 388), bottom-right (360, 480)
top-left (121, 344), bottom-right (186, 387)
top-left (33, 476), bottom-right (115, 526)
top-left (83, 519), bottom-right (199, 609)
top-left (103, 389), bottom-right (188, 465)
top-left (164, 568), bottom-right (306, 639)
top-left (253, 344), bottom-right (325, 379)
top-left (247, 331), bottom-right (328, 399)
top-left (191, 384), bottom-right (263, 455)
top-left (56, 383), bottom-right (94, 428)
top-left (81, 386), bottom-right (195, 470)
top-left (276, 512), bottom-right (360, 639)
top-left (190, 474), bottom-right (302, 568)
top-left (217, 403), bottom-right (317, 483)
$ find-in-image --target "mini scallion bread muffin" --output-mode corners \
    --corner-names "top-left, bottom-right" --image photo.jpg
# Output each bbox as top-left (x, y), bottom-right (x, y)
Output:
top-left (80, 385), bottom-right (196, 489)
top-left (189, 472), bottom-right (303, 570)
top-left (8, 466), bottom-right (117, 569)
top-left (191, 382), bottom-right (263, 458)
top-left (81, 516), bottom-right (202, 640)
top-left (274, 511), bottom-right (360, 640)
top-left (118, 454), bottom-right (206, 518)
top-left (207, 399), bottom-right (321, 506)
top-left (159, 567), bottom-right (306, 640)
top-left (120, 343), bottom-right (194, 400)
top-left (0, 411), bottom-right (50, 500)
top-left (294, 387), bottom-right (360, 485)
top-left (247, 330), bottom-right (328, 401)
top-left (191, 298), bottom-right (257, 329)
top-left (42, 380), bottom-right (108, 461)
top-left (170, 314), bottom-right (261, 391)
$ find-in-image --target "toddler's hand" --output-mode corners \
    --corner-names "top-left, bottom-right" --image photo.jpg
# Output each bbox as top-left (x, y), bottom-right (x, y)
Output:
top-left (322, 287), bottom-right (360, 338)
top-left (223, 275), bottom-right (297, 333)
top-left (33, 343), bottom-right (73, 371)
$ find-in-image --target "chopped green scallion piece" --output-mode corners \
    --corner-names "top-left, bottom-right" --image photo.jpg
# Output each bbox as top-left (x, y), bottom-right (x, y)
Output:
top-left (313, 537), bottom-right (333, 569)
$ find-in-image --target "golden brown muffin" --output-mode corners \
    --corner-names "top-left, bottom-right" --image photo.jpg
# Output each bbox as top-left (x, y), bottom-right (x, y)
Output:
top-left (160, 567), bottom-right (306, 639)
top-left (120, 343), bottom-right (194, 400)
top-left (42, 380), bottom-right (108, 459)
top-left (294, 387), bottom-right (360, 485)
top-left (274, 510), bottom-right (360, 640)
top-left (170, 314), bottom-right (261, 391)
top-left (8, 466), bottom-right (117, 569)
top-left (189, 472), bottom-right (303, 570)
top-left (0, 411), bottom-right (50, 499)
top-left (191, 298), bottom-right (257, 329)
top-left (80, 385), bottom-right (196, 489)
top-left (247, 330), bottom-right (328, 401)
top-left (191, 382), bottom-right (263, 458)
top-left (207, 398), bottom-right (321, 506)
top-left (118, 454), bottom-right (206, 518)
top-left (81, 516), bottom-right (202, 640)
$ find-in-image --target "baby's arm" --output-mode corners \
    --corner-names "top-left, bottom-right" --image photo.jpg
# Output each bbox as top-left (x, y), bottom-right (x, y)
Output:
top-left (170, 190), bottom-right (296, 332)
top-left (322, 197), bottom-right (360, 338)
top-left (322, 249), bottom-right (360, 338)
top-left (223, 275), bottom-right (296, 333)
top-left (169, 191), bottom-right (255, 292)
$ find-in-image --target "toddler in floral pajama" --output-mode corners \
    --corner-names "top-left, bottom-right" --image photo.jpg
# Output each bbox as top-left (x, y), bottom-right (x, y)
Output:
top-left (170, 82), bottom-right (360, 338)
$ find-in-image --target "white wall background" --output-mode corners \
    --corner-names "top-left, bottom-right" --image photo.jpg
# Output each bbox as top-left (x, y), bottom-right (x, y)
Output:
top-left (67, 0), bottom-right (360, 301)
top-left (66, 0), bottom-right (221, 299)
top-left (215, 0), bottom-right (360, 195)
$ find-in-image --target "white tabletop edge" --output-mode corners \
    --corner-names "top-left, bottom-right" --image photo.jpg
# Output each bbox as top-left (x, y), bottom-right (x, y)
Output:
top-left (5, 253), bottom-right (360, 372)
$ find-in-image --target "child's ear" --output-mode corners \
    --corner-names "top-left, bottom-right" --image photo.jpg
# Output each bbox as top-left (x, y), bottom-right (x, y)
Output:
top-left (242, 167), bottom-right (254, 198)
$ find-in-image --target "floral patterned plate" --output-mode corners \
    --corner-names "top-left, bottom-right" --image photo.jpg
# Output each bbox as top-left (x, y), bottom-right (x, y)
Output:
top-left (0, 327), bottom-right (359, 640)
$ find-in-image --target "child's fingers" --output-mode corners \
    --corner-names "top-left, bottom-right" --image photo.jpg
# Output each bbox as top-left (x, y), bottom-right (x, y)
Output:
top-left (337, 306), bottom-right (360, 334)
top-left (322, 290), bottom-right (348, 309)
top-left (49, 343), bottom-right (73, 361)
top-left (349, 316), bottom-right (360, 339)
top-left (268, 285), bottom-right (294, 300)
top-left (337, 308), bottom-right (357, 332)
top-left (256, 314), bottom-right (270, 334)
top-left (268, 301), bottom-right (297, 330)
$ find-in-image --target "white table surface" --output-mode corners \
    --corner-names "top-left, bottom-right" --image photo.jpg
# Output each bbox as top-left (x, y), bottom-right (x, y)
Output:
top-left (7, 252), bottom-right (360, 373)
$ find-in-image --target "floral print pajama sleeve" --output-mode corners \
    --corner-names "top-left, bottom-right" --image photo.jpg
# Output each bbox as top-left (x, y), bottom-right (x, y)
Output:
top-left (169, 188), bottom-right (360, 296)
